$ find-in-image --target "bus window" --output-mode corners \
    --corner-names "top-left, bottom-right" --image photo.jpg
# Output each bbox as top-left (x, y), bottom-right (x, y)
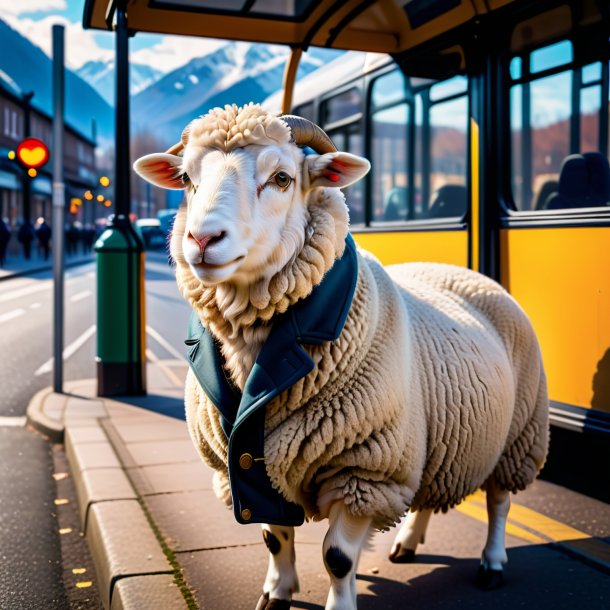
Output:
top-left (322, 88), bottom-right (362, 126)
top-left (509, 39), bottom-right (610, 211)
top-left (328, 125), bottom-right (365, 225)
top-left (371, 104), bottom-right (409, 222)
top-left (428, 94), bottom-right (468, 218)
top-left (293, 102), bottom-right (316, 123)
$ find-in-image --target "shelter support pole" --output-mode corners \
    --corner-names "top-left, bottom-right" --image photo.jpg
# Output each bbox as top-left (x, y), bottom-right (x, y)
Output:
top-left (281, 47), bottom-right (303, 114)
top-left (96, 0), bottom-right (146, 396)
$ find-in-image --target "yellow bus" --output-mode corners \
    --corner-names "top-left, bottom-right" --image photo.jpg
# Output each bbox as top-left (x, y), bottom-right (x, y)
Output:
top-left (85, 0), bottom-right (610, 501)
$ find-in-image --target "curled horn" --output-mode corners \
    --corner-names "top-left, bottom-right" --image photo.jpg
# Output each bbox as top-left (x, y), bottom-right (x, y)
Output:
top-left (280, 115), bottom-right (337, 154)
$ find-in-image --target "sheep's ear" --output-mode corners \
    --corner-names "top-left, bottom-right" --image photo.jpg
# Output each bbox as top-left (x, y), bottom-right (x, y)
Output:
top-left (133, 153), bottom-right (184, 190)
top-left (305, 152), bottom-right (370, 189)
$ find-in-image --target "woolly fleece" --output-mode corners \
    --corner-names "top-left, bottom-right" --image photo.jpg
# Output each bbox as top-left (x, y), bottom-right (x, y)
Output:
top-left (174, 105), bottom-right (549, 531)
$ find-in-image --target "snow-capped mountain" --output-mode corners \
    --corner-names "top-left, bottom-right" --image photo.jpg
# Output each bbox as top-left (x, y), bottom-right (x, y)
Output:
top-left (131, 43), bottom-right (343, 146)
top-left (0, 19), bottom-right (114, 145)
top-left (76, 60), bottom-right (163, 106)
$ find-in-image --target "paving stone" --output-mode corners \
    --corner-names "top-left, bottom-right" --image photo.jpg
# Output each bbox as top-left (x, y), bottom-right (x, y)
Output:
top-left (112, 420), bottom-right (190, 443)
top-left (87, 500), bottom-right (172, 610)
top-left (128, 462), bottom-right (214, 496)
top-left (64, 398), bottom-right (107, 420)
top-left (74, 467), bottom-right (137, 532)
top-left (144, 490), bottom-right (262, 552)
top-left (124, 439), bottom-right (200, 466)
top-left (110, 574), bottom-right (186, 610)
top-left (67, 440), bottom-right (121, 474)
top-left (67, 425), bottom-right (108, 444)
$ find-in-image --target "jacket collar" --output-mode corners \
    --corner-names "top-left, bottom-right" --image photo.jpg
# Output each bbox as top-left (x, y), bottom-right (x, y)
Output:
top-left (186, 233), bottom-right (358, 435)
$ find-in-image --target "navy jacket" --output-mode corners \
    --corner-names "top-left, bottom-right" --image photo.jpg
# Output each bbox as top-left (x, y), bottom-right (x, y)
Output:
top-left (185, 234), bottom-right (358, 525)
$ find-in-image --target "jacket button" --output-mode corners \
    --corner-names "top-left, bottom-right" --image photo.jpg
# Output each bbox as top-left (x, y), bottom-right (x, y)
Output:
top-left (241, 508), bottom-right (252, 521)
top-left (239, 453), bottom-right (253, 470)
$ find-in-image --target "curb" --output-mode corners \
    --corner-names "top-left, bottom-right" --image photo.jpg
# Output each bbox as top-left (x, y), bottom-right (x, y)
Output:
top-left (26, 386), bottom-right (65, 442)
top-left (0, 256), bottom-right (94, 282)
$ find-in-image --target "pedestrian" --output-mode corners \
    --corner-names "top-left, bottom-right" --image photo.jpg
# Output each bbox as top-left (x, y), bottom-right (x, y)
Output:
top-left (35, 217), bottom-right (52, 261)
top-left (17, 221), bottom-right (35, 260)
top-left (0, 218), bottom-right (10, 267)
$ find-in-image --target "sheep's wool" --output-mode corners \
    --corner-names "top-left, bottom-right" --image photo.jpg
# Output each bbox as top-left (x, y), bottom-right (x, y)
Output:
top-left (182, 103), bottom-right (291, 152)
top-left (175, 105), bottom-right (548, 531)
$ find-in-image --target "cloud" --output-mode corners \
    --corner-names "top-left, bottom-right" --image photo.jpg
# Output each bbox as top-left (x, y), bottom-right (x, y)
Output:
top-left (0, 0), bottom-right (67, 16)
top-left (130, 36), bottom-right (227, 72)
top-left (2, 14), bottom-right (113, 69)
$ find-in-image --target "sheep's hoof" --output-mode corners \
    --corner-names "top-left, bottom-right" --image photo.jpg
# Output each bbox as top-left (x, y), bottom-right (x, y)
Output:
top-left (255, 592), bottom-right (292, 610)
top-left (388, 543), bottom-right (416, 564)
top-left (476, 564), bottom-right (503, 590)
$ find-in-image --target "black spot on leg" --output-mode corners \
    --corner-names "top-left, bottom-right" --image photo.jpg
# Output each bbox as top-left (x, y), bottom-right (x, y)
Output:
top-left (325, 546), bottom-right (352, 579)
top-left (263, 529), bottom-right (282, 555)
top-left (281, 530), bottom-right (289, 541)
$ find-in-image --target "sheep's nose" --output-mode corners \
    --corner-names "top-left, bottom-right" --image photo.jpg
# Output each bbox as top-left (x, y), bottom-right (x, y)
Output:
top-left (187, 230), bottom-right (227, 257)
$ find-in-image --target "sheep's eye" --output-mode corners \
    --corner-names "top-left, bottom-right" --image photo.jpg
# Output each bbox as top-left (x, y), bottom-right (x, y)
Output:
top-left (181, 173), bottom-right (189, 186)
top-left (273, 171), bottom-right (292, 189)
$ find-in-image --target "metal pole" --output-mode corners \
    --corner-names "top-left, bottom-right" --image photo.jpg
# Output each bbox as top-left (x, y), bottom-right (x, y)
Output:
top-left (116, 2), bottom-right (130, 216)
top-left (52, 25), bottom-right (65, 393)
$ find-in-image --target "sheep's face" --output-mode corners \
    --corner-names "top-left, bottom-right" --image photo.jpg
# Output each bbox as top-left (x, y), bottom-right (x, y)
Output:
top-left (134, 105), bottom-right (369, 286)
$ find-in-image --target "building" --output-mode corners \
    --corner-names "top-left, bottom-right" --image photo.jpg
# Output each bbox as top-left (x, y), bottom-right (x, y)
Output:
top-left (0, 70), bottom-right (97, 250)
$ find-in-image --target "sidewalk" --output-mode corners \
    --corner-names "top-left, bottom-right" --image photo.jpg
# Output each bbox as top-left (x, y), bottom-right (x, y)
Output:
top-left (26, 361), bottom-right (610, 610)
top-left (0, 250), bottom-right (94, 280)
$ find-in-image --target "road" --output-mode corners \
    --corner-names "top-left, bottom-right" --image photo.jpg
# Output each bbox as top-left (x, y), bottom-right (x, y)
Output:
top-left (0, 251), bottom-right (190, 609)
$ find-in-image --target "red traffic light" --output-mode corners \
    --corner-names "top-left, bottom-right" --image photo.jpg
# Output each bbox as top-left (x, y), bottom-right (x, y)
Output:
top-left (16, 138), bottom-right (49, 169)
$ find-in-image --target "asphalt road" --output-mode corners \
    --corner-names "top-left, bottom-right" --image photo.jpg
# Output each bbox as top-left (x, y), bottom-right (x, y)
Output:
top-left (0, 251), bottom-right (190, 609)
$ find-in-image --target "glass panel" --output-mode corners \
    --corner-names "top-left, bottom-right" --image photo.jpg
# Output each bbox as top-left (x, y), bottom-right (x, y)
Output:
top-left (510, 56), bottom-right (522, 80)
top-left (251, 0), bottom-right (314, 17)
top-left (293, 102), bottom-right (315, 123)
top-left (429, 75), bottom-right (467, 102)
top-left (322, 88), bottom-right (361, 125)
top-left (530, 40), bottom-right (572, 74)
top-left (510, 85), bottom-right (524, 210)
top-left (530, 71), bottom-right (571, 210)
top-left (582, 62), bottom-right (602, 84)
top-left (371, 104), bottom-right (408, 222)
top-left (581, 85), bottom-right (601, 152)
top-left (427, 96), bottom-right (468, 218)
top-left (371, 70), bottom-right (407, 109)
top-left (345, 129), bottom-right (365, 225)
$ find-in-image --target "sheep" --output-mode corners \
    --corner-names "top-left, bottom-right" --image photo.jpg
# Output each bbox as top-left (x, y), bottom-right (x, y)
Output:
top-left (134, 103), bottom-right (549, 610)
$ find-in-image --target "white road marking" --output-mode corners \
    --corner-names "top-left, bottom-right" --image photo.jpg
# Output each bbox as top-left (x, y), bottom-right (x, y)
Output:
top-left (0, 282), bottom-right (51, 303)
top-left (70, 290), bottom-right (92, 303)
top-left (146, 325), bottom-right (184, 361)
top-left (0, 308), bottom-right (25, 324)
top-left (30, 303), bottom-right (41, 310)
top-left (146, 349), bottom-right (184, 388)
top-left (0, 416), bottom-right (26, 427)
top-left (35, 325), bottom-right (96, 376)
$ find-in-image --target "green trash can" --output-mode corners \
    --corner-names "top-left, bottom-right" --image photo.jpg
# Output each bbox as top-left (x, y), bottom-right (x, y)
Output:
top-left (95, 214), bottom-right (146, 396)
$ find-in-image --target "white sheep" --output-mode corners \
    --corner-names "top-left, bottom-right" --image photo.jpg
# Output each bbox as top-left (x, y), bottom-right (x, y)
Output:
top-left (134, 103), bottom-right (549, 610)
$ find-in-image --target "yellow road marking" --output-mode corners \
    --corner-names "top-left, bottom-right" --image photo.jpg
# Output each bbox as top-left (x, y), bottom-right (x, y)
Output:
top-left (54, 498), bottom-right (69, 506)
top-left (455, 500), bottom-right (546, 544)
top-left (59, 528), bottom-right (72, 535)
top-left (458, 490), bottom-right (593, 544)
top-left (72, 568), bottom-right (87, 575)
top-left (75, 581), bottom-right (93, 588)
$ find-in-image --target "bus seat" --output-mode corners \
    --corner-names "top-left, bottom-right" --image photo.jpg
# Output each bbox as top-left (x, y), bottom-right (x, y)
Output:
top-left (545, 152), bottom-right (610, 209)
top-left (428, 184), bottom-right (467, 218)
top-left (534, 179), bottom-right (559, 210)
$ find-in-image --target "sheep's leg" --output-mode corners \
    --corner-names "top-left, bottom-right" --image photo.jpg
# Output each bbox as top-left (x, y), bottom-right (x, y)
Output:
top-left (323, 502), bottom-right (372, 610)
top-left (255, 525), bottom-right (299, 610)
top-left (477, 478), bottom-right (510, 590)
top-left (388, 508), bottom-right (433, 563)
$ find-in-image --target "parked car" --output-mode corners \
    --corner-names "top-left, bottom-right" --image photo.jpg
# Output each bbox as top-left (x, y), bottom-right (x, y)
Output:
top-left (134, 218), bottom-right (166, 250)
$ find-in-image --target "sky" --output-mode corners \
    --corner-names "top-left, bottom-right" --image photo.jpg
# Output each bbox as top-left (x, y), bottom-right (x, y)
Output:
top-left (0, 0), bottom-right (227, 72)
